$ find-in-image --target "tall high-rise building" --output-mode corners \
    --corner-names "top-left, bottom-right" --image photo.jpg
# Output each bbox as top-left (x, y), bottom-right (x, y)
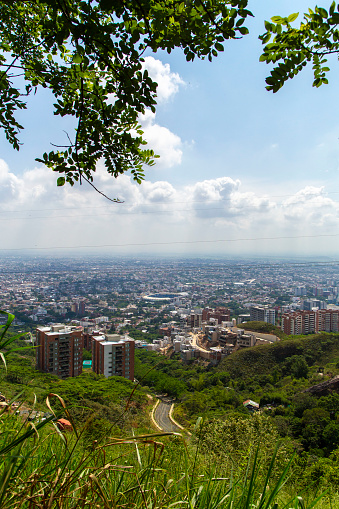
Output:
top-left (71, 303), bottom-right (78, 314)
top-left (249, 306), bottom-right (276, 325)
top-left (78, 300), bottom-right (86, 316)
top-left (281, 309), bottom-right (339, 335)
top-left (294, 287), bottom-right (307, 297)
top-left (302, 299), bottom-right (326, 311)
top-left (36, 324), bottom-right (83, 378)
top-left (189, 312), bottom-right (202, 328)
top-left (83, 329), bottom-right (102, 350)
top-left (92, 334), bottom-right (135, 380)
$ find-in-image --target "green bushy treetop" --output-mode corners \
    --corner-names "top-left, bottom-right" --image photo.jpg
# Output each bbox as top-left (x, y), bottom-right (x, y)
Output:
top-left (260, 3), bottom-right (339, 92)
top-left (0, 0), bottom-right (252, 191)
top-left (2, 2), bottom-right (338, 195)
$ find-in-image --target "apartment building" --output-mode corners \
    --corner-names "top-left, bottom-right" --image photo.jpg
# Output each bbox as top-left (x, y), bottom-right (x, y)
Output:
top-left (281, 309), bottom-right (339, 335)
top-left (237, 332), bottom-right (257, 348)
top-left (159, 326), bottom-right (172, 338)
top-left (202, 307), bottom-right (230, 324)
top-left (83, 329), bottom-right (103, 350)
top-left (294, 286), bottom-right (307, 297)
top-left (281, 311), bottom-right (312, 335)
top-left (319, 309), bottom-right (339, 332)
top-left (188, 311), bottom-right (202, 328)
top-left (92, 334), bottom-right (135, 380)
top-left (249, 306), bottom-right (276, 325)
top-left (302, 299), bottom-right (326, 311)
top-left (36, 324), bottom-right (83, 378)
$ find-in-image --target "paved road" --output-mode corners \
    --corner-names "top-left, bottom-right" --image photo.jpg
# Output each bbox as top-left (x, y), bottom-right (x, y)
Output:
top-left (154, 401), bottom-right (181, 433)
top-left (190, 333), bottom-right (209, 352)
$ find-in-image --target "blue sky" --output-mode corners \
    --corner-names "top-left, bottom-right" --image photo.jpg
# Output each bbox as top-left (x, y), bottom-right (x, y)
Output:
top-left (1, 1), bottom-right (339, 257)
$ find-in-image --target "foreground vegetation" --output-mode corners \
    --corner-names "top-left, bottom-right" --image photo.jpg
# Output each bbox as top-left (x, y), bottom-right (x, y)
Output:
top-left (2, 405), bottom-right (332, 509)
top-left (2, 313), bottom-right (339, 506)
top-left (134, 329), bottom-right (339, 493)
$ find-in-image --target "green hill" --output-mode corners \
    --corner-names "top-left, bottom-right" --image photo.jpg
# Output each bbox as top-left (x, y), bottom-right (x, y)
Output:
top-left (218, 332), bottom-right (339, 381)
top-left (239, 320), bottom-right (288, 339)
top-left (2, 318), bottom-right (339, 506)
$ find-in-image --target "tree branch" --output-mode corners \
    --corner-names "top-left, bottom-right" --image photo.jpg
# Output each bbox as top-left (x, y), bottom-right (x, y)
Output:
top-left (81, 175), bottom-right (124, 203)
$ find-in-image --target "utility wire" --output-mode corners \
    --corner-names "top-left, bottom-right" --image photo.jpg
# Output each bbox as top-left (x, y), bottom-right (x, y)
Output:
top-left (1, 232), bottom-right (339, 251)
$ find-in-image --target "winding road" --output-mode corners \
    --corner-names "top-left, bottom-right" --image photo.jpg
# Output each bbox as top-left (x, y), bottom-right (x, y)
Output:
top-left (154, 401), bottom-right (182, 433)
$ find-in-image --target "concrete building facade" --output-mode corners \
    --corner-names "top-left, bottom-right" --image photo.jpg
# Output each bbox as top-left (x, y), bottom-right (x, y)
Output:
top-left (202, 307), bottom-right (230, 324)
top-left (36, 324), bottom-right (83, 378)
top-left (249, 306), bottom-right (276, 325)
top-left (189, 312), bottom-right (202, 328)
top-left (281, 309), bottom-right (339, 335)
top-left (92, 334), bottom-right (135, 380)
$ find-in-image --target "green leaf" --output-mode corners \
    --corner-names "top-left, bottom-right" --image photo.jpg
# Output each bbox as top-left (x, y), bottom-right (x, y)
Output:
top-left (57, 177), bottom-right (65, 186)
top-left (261, 33), bottom-right (271, 44)
top-left (271, 16), bottom-right (284, 24)
top-left (330, 1), bottom-right (336, 16)
top-left (73, 54), bottom-right (82, 64)
top-left (287, 13), bottom-right (299, 23)
top-left (238, 26), bottom-right (249, 35)
top-left (317, 7), bottom-right (328, 18)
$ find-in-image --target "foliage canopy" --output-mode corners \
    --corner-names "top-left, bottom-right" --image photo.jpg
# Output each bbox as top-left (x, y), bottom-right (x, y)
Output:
top-left (2, 1), bottom-right (338, 194)
top-left (260, 3), bottom-right (339, 92)
top-left (0, 0), bottom-right (252, 192)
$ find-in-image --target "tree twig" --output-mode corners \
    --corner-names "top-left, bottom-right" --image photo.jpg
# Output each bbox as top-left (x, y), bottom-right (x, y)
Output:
top-left (81, 175), bottom-right (124, 203)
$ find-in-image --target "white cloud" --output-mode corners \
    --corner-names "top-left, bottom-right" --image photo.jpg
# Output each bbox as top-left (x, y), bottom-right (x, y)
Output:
top-left (0, 160), bottom-right (57, 209)
top-left (138, 110), bottom-right (183, 168)
top-left (0, 159), bottom-right (20, 204)
top-left (188, 177), bottom-right (240, 203)
top-left (143, 122), bottom-right (182, 168)
top-left (281, 186), bottom-right (338, 226)
top-left (107, 56), bottom-right (184, 106)
top-left (107, 57), bottom-right (185, 170)
top-left (1, 160), bottom-right (339, 255)
top-left (283, 186), bottom-right (326, 205)
top-left (141, 180), bottom-right (176, 203)
top-left (184, 177), bottom-right (274, 221)
top-left (136, 58), bottom-right (184, 168)
top-left (142, 56), bottom-right (185, 103)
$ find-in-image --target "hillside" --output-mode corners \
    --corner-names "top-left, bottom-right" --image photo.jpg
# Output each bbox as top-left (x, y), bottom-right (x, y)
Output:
top-left (218, 332), bottom-right (339, 381)
top-left (2, 342), bottom-right (151, 437)
top-left (4, 325), bottom-right (339, 505)
top-left (239, 320), bottom-right (288, 339)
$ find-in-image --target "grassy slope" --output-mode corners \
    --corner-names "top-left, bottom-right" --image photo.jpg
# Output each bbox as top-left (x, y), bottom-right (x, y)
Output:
top-left (218, 332), bottom-right (339, 380)
top-left (2, 331), bottom-right (339, 506)
top-left (2, 349), bottom-right (152, 434)
top-left (239, 320), bottom-right (288, 339)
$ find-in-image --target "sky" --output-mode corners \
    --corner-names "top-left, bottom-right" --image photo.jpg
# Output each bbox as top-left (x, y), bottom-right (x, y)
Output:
top-left (1, 1), bottom-right (339, 258)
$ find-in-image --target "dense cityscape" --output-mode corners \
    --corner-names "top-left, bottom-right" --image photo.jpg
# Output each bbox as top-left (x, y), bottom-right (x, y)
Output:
top-left (2, 254), bottom-right (339, 379)
top-left (1, 255), bottom-right (339, 325)
top-left (4, 254), bottom-right (339, 502)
